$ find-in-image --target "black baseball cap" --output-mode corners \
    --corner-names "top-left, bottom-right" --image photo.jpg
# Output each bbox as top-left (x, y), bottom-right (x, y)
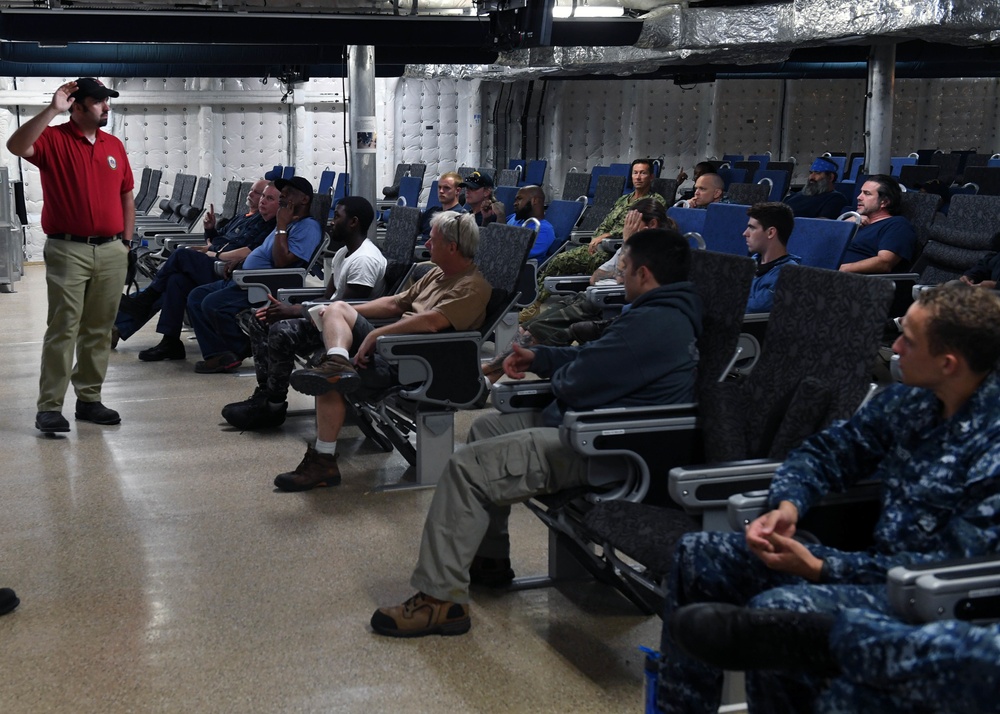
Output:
top-left (273, 176), bottom-right (314, 198)
top-left (71, 78), bottom-right (119, 102)
top-left (459, 171), bottom-right (494, 190)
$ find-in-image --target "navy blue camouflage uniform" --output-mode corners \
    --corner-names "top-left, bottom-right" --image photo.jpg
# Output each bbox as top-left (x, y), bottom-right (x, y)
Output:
top-left (817, 607), bottom-right (1000, 713)
top-left (658, 371), bottom-right (1000, 713)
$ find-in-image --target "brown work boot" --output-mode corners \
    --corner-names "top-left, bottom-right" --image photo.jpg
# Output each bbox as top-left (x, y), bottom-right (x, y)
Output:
top-left (370, 592), bottom-right (471, 638)
top-left (273, 446), bottom-right (342, 492)
top-left (289, 354), bottom-right (360, 396)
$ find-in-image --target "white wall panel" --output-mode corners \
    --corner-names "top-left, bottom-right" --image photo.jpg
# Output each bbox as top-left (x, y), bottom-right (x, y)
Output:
top-left (894, 78), bottom-right (1000, 154)
top-left (6, 72), bottom-right (1000, 262)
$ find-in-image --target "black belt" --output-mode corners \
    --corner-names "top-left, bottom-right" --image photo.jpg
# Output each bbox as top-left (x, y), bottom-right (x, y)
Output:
top-left (47, 233), bottom-right (119, 245)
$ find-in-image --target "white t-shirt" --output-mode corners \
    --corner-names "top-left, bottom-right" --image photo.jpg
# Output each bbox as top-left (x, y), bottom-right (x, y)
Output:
top-left (594, 246), bottom-right (624, 286)
top-left (329, 239), bottom-right (387, 300)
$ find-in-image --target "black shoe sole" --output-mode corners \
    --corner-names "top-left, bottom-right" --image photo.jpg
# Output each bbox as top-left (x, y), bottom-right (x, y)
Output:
top-left (75, 414), bottom-right (121, 425)
top-left (35, 420), bottom-right (70, 433)
top-left (289, 370), bottom-right (361, 397)
top-left (138, 348), bottom-right (186, 362)
top-left (273, 475), bottom-right (341, 492)
top-left (370, 615), bottom-right (471, 638)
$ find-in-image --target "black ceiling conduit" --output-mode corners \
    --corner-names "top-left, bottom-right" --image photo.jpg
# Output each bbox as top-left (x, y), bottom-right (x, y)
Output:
top-left (0, 62), bottom-right (364, 78)
top-left (0, 9), bottom-right (640, 48)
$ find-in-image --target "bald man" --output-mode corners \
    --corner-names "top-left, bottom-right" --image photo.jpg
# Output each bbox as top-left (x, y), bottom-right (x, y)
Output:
top-left (687, 173), bottom-right (725, 208)
top-left (508, 185), bottom-right (557, 260)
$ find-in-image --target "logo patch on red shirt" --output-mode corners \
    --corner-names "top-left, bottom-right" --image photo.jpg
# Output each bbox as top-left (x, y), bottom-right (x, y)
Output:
top-left (107, 156), bottom-right (117, 170)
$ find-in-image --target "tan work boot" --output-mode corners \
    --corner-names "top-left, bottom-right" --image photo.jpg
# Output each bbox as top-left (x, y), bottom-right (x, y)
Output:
top-left (289, 354), bottom-right (360, 396)
top-left (370, 592), bottom-right (471, 638)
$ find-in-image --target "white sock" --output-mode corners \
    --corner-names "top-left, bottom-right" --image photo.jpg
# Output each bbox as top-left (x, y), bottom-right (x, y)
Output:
top-left (326, 347), bottom-right (349, 360)
top-left (315, 438), bottom-right (337, 455)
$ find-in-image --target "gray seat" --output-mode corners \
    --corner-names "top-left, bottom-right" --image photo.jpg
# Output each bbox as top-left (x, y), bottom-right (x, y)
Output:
top-left (217, 180), bottom-right (244, 225)
top-left (578, 174), bottom-right (626, 233)
top-left (561, 171), bottom-right (591, 201)
top-left (726, 182), bottom-right (770, 206)
top-left (918, 194), bottom-right (1000, 283)
top-left (490, 250), bottom-right (757, 611)
top-left (345, 222), bottom-right (536, 488)
top-left (579, 265), bottom-right (894, 613)
top-left (496, 169), bottom-right (520, 187)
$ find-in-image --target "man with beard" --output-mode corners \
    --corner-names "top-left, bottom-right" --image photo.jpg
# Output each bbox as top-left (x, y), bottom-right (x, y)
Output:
top-left (7, 78), bottom-right (134, 433)
top-left (784, 156), bottom-right (851, 219)
top-left (840, 174), bottom-right (917, 274)
top-left (507, 185), bottom-right (556, 260)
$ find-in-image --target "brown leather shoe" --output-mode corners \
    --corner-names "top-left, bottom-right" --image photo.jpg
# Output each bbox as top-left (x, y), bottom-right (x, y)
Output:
top-left (273, 446), bottom-right (342, 492)
top-left (370, 592), bottom-right (471, 638)
top-left (289, 354), bottom-right (360, 396)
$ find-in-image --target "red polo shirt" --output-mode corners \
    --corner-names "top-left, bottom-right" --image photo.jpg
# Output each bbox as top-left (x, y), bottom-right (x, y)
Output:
top-left (26, 119), bottom-right (134, 237)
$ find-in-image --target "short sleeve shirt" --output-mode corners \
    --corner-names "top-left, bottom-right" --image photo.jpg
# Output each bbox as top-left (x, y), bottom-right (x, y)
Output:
top-left (26, 120), bottom-right (134, 236)
top-left (242, 217), bottom-right (323, 270)
top-left (393, 264), bottom-right (492, 331)
top-left (841, 215), bottom-right (917, 265)
top-left (330, 239), bottom-right (387, 300)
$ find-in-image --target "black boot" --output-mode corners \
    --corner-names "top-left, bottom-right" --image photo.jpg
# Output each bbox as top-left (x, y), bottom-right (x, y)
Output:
top-left (138, 334), bottom-right (186, 362)
top-left (669, 603), bottom-right (839, 675)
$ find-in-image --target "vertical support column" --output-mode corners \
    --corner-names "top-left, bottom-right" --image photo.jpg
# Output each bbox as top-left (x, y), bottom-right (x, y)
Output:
top-left (349, 45), bottom-right (377, 239)
top-left (866, 42), bottom-right (896, 176)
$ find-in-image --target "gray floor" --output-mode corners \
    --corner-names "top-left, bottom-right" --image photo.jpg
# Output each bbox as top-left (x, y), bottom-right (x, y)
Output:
top-left (0, 264), bottom-right (660, 714)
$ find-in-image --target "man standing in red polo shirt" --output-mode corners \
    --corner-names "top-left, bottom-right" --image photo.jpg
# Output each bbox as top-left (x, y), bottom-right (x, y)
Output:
top-left (7, 78), bottom-right (135, 434)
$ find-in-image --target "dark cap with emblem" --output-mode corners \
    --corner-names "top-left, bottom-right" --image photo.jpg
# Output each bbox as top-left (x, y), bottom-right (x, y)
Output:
top-left (273, 176), bottom-right (315, 198)
top-left (71, 78), bottom-right (120, 102)
top-left (459, 171), bottom-right (494, 190)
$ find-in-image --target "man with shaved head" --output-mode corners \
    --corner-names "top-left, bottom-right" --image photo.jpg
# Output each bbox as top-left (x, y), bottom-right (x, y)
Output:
top-left (686, 172), bottom-right (725, 208)
top-left (508, 185), bottom-right (557, 260)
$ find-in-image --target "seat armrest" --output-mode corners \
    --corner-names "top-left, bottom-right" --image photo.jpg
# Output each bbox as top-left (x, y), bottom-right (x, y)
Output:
top-left (543, 274), bottom-right (591, 294)
top-left (161, 235), bottom-right (208, 251)
top-left (276, 287), bottom-right (325, 304)
top-left (584, 285), bottom-right (626, 316)
top-left (376, 331), bottom-right (486, 408)
top-left (560, 403), bottom-right (699, 503)
top-left (888, 554), bottom-right (1000, 623)
top-left (670, 460), bottom-right (782, 515)
top-left (600, 237), bottom-right (623, 254)
top-left (233, 268), bottom-right (308, 305)
top-left (727, 490), bottom-right (771, 531)
top-left (491, 379), bottom-right (554, 413)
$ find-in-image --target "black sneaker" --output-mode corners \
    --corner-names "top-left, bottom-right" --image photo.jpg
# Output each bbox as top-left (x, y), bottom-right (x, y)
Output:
top-left (35, 411), bottom-right (70, 434)
top-left (138, 336), bottom-right (186, 362)
top-left (75, 400), bottom-right (121, 425)
top-left (222, 390), bottom-right (288, 430)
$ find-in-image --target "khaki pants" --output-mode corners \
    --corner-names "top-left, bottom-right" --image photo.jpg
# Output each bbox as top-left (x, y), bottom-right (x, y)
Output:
top-left (410, 411), bottom-right (590, 603)
top-left (38, 238), bottom-right (128, 411)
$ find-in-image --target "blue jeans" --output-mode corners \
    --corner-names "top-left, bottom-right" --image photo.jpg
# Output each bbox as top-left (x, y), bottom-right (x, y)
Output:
top-left (151, 248), bottom-right (217, 337)
top-left (186, 280), bottom-right (251, 359)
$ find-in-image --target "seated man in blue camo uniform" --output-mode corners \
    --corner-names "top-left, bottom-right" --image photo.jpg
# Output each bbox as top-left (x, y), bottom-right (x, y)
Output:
top-left (657, 282), bottom-right (1000, 714)
top-left (669, 602), bottom-right (1000, 714)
